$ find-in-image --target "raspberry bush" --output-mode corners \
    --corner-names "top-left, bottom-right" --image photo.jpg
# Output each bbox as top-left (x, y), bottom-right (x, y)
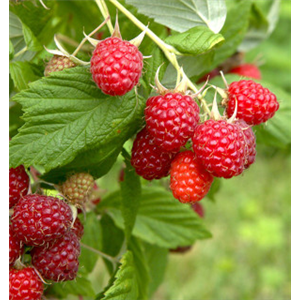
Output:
top-left (9, 1), bottom-right (290, 299)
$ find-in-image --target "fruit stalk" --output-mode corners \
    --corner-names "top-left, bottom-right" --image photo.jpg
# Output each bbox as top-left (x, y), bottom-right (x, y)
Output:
top-left (95, 0), bottom-right (114, 34)
top-left (80, 242), bottom-right (118, 269)
top-left (108, 0), bottom-right (211, 115)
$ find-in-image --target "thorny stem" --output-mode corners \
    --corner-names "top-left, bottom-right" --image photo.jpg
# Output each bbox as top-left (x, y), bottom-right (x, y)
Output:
top-left (108, 0), bottom-right (211, 115)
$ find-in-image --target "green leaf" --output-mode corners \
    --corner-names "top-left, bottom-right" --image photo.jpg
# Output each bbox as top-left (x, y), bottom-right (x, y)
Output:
top-left (125, 0), bottom-right (227, 33)
top-left (212, 0), bottom-right (252, 68)
top-left (79, 212), bottom-right (103, 273)
top-left (21, 21), bottom-right (42, 52)
top-left (9, 61), bottom-right (43, 91)
top-left (9, 39), bottom-right (14, 60)
top-left (99, 186), bottom-right (212, 248)
top-left (42, 143), bottom-right (121, 183)
top-left (47, 268), bottom-right (95, 298)
top-left (9, 102), bottom-right (25, 139)
top-left (9, 11), bottom-right (38, 61)
top-left (162, 1), bottom-right (252, 82)
top-left (165, 26), bottom-right (224, 55)
top-left (9, 67), bottom-right (145, 173)
top-left (97, 237), bottom-right (150, 300)
top-left (128, 237), bottom-right (150, 300)
top-left (143, 242), bottom-right (168, 298)
top-left (100, 214), bottom-right (125, 275)
top-left (206, 178), bottom-right (221, 202)
top-left (10, 0), bottom-right (63, 60)
top-left (162, 51), bottom-right (215, 87)
top-left (98, 251), bottom-right (139, 300)
top-left (9, 11), bottom-right (27, 54)
top-left (120, 149), bottom-right (141, 245)
top-left (239, 0), bottom-right (281, 51)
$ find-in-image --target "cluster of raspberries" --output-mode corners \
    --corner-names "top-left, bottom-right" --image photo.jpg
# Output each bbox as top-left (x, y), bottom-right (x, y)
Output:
top-left (9, 168), bottom-right (96, 300)
top-left (131, 79), bottom-right (279, 204)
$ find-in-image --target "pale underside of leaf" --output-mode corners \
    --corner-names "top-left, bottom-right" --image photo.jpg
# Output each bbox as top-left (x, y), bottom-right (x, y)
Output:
top-left (125, 0), bottom-right (226, 33)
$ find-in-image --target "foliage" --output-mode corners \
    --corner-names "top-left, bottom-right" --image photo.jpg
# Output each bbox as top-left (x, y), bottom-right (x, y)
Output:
top-left (9, 0), bottom-right (290, 299)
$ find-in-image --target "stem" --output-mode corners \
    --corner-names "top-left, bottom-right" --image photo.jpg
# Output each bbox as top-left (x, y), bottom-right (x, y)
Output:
top-left (80, 242), bottom-right (118, 268)
top-left (72, 18), bottom-right (110, 56)
top-left (110, 0), bottom-right (180, 56)
top-left (109, 0), bottom-right (211, 115)
top-left (95, 0), bottom-right (114, 34)
top-left (14, 46), bottom-right (27, 58)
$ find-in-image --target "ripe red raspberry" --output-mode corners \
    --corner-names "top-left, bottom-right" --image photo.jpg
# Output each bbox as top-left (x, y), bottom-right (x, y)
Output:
top-left (192, 119), bottom-right (246, 178)
top-left (44, 55), bottom-right (76, 77)
top-left (228, 63), bottom-right (261, 80)
top-left (31, 231), bottom-right (80, 282)
top-left (71, 218), bottom-right (84, 240)
top-left (145, 93), bottom-right (200, 152)
top-left (236, 120), bottom-right (256, 169)
top-left (90, 37), bottom-right (143, 96)
top-left (61, 172), bottom-right (94, 206)
top-left (9, 267), bottom-right (44, 300)
top-left (9, 225), bottom-right (24, 267)
top-left (170, 150), bottom-right (213, 203)
top-left (9, 165), bottom-right (30, 208)
top-left (11, 194), bottom-right (73, 247)
top-left (226, 80), bottom-right (279, 125)
top-left (131, 127), bottom-right (177, 180)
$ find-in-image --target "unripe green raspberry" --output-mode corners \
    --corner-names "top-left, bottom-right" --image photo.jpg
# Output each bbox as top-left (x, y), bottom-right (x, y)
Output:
top-left (61, 172), bottom-right (94, 205)
top-left (44, 55), bottom-right (76, 77)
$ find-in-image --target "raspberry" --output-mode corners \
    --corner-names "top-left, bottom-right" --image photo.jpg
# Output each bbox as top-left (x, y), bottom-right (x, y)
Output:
top-left (11, 194), bottom-right (73, 247)
top-left (9, 267), bottom-right (44, 300)
top-left (71, 218), bottom-right (84, 240)
top-left (9, 165), bottom-right (30, 208)
top-left (228, 63), bottom-right (261, 80)
top-left (44, 55), bottom-right (76, 77)
top-left (90, 37), bottom-right (143, 96)
top-left (145, 93), bottom-right (200, 152)
top-left (169, 150), bottom-right (213, 203)
top-left (9, 225), bottom-right (24, 267)
top-left (131, 127), bottom-right (176, 180)
top-left (226, 80), bottom-right (279, 125)
top-left (61, 172), bottom-right (94, 206)
top-left (236, 120), bottom-right (256, 169)
top-left (31, 231), bottom-right (80, 282)
top-left (192, 119), bottom-right (246, 178)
